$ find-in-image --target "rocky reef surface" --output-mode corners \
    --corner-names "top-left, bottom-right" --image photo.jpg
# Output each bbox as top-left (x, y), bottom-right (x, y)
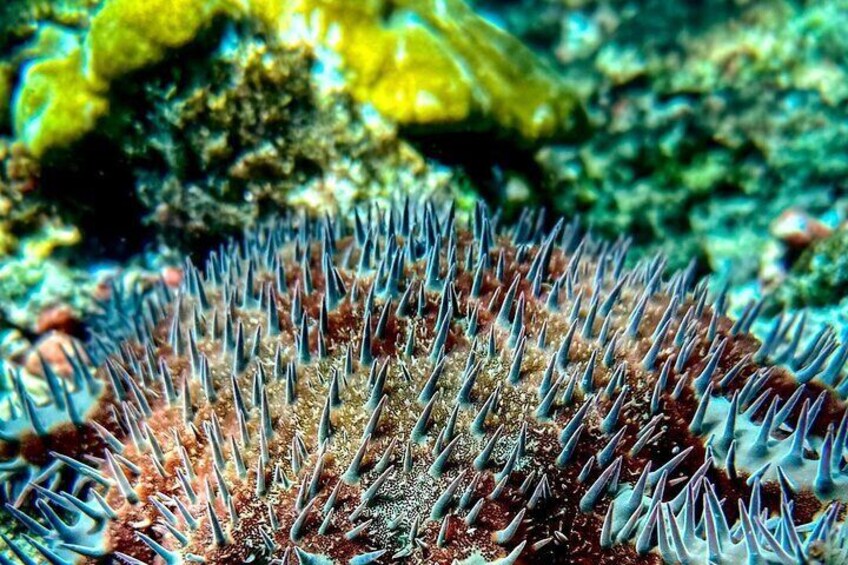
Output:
top-left (474, 0), bottom-right (848, 285)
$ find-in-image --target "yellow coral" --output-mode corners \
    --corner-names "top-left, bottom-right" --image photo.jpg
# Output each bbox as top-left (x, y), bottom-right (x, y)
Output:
top-left (14, 48), bottom-right (108, 156)
top-left (393, 0), bottom-right (585, 139)
top-left (85, 0), bottom-right (229, 81)
top-left (241, 0), bottom-right (285, 30)
top-left (12, 0), bottom-right (586, 157)
top-left (337, 3), bottom-right (475, 123)
top-left (22, 222), bottom-right (80, 260)
top-left (285, 0), bottom-right (586, 138)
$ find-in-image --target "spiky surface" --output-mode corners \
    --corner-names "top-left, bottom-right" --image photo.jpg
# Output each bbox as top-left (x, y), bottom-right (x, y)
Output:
top-left (2, 202), bottom-right (848, 564)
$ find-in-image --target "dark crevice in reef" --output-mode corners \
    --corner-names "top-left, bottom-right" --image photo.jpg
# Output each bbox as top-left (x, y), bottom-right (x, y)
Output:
top-left (36, 137), bottom-right (154, 264)
top-left (402, 129), bottom-right (548, 216)
top-left (24, 19), bottom-right (238, 264)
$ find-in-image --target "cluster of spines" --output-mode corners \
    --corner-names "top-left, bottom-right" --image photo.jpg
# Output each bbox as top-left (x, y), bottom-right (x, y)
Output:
top-left (0, 200), bottom-right (846, 564)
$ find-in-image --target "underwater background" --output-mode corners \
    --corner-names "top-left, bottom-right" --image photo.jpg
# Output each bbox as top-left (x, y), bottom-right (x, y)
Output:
top-left (0, 0), bottom-right (847, 563)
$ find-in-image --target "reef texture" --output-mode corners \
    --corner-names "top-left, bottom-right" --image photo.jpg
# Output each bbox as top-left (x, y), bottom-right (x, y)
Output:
top-left (0, 0), bottom-right (97, 54)
top-left (10, 0), bottom-right (586, 157)
top-left (116, 32), bottom-right (463, 249)
top-left (776, 227), bottom-right (848, 310)
top-left (1, 202), bottom-right (847, 563)
top-left (0, 140), bottom-right (40, 253)
top-left (478, 0), bottom-right (848, 284)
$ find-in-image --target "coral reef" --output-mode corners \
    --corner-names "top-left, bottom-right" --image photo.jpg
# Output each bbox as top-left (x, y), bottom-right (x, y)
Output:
top-left (0, 139), bottom-right (40, 250)
top-left (116, 31), bottom-right (462, 248)
top-left (10, 0), bottom-right (586, 157)
top-left (0, 222), bottom-right (83, 327)
top-left (2, 2), bottom-right (848, 562)
top-left (0, 139), bottom-right (115, 336)
top-left (777, 227), bottom-right (848, 309)
top-left (0, 14), bottom-right (477, 347)
top-left (0, 139), bottom-right (91, 333)
top-left (1, 202), bottom-right (847, 563)
top-left (0, 0), bottom-right (97, 56)
top-left (10, 0), bottom-right (214, 156)
top-left (477, 0), bottom-right (848, 285)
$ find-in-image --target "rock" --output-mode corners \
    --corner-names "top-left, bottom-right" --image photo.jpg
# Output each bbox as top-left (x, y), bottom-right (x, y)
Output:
top-left (11, 0), bottom-right (587, 157)
top-left (34, 304), bottom-right (81, 335)
top-left (770, 208), bottom-right (833, 249)
top-left (24, 330), bottom-right (85, 377)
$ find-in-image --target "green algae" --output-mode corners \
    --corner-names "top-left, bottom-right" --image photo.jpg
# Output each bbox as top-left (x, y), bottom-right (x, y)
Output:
top-left (778, 228), bottom-right (848, 309)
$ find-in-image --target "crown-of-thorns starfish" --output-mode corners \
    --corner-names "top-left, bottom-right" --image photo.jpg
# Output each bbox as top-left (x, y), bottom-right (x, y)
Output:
top-left (1, 201), bottom-right (847, 564)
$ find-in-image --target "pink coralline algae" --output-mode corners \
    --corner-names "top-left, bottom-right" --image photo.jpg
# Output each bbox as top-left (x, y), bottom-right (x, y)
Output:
top-left (1, 202), bottom-right (847, 564)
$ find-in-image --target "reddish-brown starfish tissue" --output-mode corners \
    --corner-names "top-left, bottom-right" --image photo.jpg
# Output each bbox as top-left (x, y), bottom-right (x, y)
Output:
top-left (1, 202), bottom-right (847, 564)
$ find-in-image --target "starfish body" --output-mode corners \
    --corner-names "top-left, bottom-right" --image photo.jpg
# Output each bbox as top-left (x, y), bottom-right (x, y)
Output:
top-left (1, 202), bottom-right (847, 564)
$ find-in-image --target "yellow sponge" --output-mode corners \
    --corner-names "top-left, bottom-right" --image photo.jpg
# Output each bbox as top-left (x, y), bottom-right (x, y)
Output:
top-left (12, 0), bottom-right (587, 157)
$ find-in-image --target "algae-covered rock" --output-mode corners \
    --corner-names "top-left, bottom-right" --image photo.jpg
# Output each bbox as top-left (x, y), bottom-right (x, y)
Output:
top-left (11, 0), bottom-right (587, 157)
top-left (777, 227), bottom-right (848, 309)
top-left (478, 0), bottom-right (848, 289)
top-left (0, 0), bottom-right (97, 54)
top-left (93, 31), bottom-right (466, 248)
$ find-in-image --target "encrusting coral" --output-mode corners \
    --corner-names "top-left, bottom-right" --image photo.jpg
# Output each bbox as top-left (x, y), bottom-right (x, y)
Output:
top-left (481, 0), bottom-right (848, 283)
top-left (0, 0), bottom-right (98, 56)
top-left (12, 0), bottom-right (586, 157)
top-left (1, 201), bottom-right (847, 563)
top-left (776, 227), bottom-right (848, 310)
top-left (301, 0), bottom-right (587, 140)
top-left (118, 31), bottom-right (463, 249)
